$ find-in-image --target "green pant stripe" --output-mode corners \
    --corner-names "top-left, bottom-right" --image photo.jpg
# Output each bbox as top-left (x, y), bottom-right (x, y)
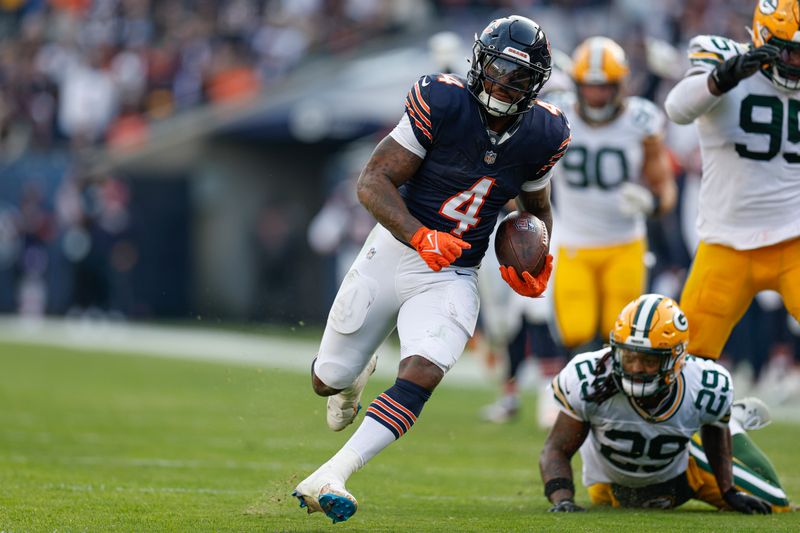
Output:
top-left (689, 442), bottom-right (789, 506)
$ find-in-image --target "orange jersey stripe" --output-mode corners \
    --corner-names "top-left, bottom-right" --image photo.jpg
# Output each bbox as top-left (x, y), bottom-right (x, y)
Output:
top-left (413, 82), bottom-right (431, 114)
top-left (406, 92), bottom-right (432, 128)
top-left (405, 106), bottom-right (433, 141)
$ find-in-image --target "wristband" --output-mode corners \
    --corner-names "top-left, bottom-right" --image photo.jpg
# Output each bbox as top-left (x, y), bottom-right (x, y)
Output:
top-left (544, 477), bottom-right (574, 499)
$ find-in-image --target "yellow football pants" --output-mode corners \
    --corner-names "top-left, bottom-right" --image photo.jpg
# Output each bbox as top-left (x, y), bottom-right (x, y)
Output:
top-left (554, 239), bottom-right (646, 349)
top-left (680, 237), bottom-right (800, 359)
top-left (587, 438), bottom-right (791, 512)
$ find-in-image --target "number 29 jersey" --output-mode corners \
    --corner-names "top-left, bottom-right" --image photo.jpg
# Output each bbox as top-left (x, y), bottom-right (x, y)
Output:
top-left (391, 74), bottom-right (571, 267)
top-left (550, 349), bottom-right (733, 488)
top-left (544, 91), bottom-right (664, 248)
top-left (685, 35), bottom-right (800, 250)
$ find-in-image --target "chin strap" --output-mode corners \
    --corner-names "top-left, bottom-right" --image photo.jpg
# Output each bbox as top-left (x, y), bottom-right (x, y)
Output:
top-left (478, 90), bottom-right (518, 116)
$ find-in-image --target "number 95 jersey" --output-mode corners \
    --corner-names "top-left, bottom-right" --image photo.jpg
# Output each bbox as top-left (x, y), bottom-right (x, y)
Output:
top-left (685, 35), bottom-right (800, 250)
top-left (550, 349), bottom-right (733, 488)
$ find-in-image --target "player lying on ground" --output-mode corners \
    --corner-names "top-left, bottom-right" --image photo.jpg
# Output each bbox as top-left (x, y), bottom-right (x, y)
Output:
top-left (540, 294), bottom-right (791, 513)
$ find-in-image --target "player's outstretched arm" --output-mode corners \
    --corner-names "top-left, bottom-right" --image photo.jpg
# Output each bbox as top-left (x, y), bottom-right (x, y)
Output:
top-left (700, 424), bottom-right (772, 515)
top-left (709, 44), bottom-right (780, 95)
top-left (539, 412), bottom-right (590, 512)
top-left (356, 135), bottom-right (425, 243)
top-left (666, 44), bottom-right (780, 124)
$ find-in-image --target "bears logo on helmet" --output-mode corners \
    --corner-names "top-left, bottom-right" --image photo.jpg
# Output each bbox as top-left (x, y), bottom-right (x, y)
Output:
top-left (468, 16), bottom-right (552, 117)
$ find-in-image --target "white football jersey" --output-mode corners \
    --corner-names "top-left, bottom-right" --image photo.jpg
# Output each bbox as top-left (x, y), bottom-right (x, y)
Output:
top-left (545, 91), bottom-right (664, 247)
top-left (683, 35), bottom-right (800, 250)
top-left (550, 348), bottom-right (732, 488)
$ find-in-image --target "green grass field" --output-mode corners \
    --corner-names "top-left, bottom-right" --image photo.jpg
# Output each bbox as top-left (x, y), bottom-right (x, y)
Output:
top-left (0, 340), bottom-right (797, 531)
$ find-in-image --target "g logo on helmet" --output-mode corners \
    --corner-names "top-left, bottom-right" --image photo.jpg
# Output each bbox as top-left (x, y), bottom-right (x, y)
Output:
top-left (759, 0), bottom-right (778, 15)
top-left (673, 310), bottom-right (688, 332)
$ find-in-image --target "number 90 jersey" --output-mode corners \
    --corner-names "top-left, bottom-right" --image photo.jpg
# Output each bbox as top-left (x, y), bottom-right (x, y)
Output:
top-left (395, 74), bottom-right (571, 267)
top-left (550, 349), bottom-right (732, 488)
top-left (544, 91), bottom-right (664, 247)
top-left (685, 35), bottom-right (800, 250)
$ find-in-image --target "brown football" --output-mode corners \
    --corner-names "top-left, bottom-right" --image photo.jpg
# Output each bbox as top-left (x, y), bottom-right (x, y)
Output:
top-left (494, 211), bottom-right (549, 276)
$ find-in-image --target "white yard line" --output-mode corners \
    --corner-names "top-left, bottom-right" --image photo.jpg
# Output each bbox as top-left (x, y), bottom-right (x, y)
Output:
top-left (1, 316), bottom-right (798, 422)
top-left (0, 316), bottom-right (491, 387)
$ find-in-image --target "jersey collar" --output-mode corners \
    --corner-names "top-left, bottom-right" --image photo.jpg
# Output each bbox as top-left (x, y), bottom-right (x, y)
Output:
top-left (627, 373), bottom-right (685, 423)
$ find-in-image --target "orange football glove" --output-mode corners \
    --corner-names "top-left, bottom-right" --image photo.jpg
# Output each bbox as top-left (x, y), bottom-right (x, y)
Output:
top-left (410, 227), bottom-right (471, 272)
top-left (499, 254), bottom-right (554, 298)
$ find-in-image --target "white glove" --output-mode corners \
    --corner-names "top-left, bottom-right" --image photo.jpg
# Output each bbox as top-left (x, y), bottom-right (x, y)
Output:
top-left (618, 182), bottom-right (656, 216)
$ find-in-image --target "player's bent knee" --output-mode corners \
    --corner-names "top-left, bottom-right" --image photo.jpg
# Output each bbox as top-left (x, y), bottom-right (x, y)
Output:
top-left (398, 355), bottom-right (444, 391)
top-left (314, 359), bottom-right (356, 392)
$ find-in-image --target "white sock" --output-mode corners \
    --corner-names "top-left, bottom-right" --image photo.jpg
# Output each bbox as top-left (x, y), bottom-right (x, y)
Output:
top-left (347, 417), bottom-right (397, 464)
top-left (729, 417), bottom-right (745, 436)
top-left (322, 447), bottom-right (364, 484)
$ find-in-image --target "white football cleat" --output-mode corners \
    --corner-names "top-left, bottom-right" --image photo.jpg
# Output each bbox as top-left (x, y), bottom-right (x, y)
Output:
top-left (731, 397), bottom-right (772, 431)
top-left (292, 470), bottom-right (358, 523)
top-left (327, 354), bottom-right (377, 431)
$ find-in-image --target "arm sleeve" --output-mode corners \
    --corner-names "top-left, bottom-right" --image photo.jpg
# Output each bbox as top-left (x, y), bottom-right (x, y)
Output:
top-left (389, 113), bottom-right (427, 159)
top-left (664, 73), bottom-right (721, 125)
top-left (521, 169), bottom-right (552, 192)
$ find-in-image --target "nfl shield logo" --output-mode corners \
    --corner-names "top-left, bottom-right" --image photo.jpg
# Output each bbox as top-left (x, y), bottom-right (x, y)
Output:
top-left (484, 150), bottom-right (497, 165)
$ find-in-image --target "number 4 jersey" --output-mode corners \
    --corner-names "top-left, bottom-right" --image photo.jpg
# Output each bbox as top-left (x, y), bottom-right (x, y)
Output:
top-left (389, 73), bottom-right (571, 267)
top-left (684, 35), bottom-right (800, 250)
top-left (551, 348), bottom-right (733, 488)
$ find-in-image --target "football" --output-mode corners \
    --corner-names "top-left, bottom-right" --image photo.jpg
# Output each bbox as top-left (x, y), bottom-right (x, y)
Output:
top-left (494, 211), bottom-right (549, 276)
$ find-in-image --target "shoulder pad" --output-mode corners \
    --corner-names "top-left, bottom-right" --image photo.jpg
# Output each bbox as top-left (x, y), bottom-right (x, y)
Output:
top-left (685, 356), bottom-right (734, 425)
top-left (404, 73), bottom-right (468, 148)
top-left (551, 349), bottom-right (608, 421)
top-left (686, 35), bottom-right (748, 74)
top-left (626, 96), bottom-right (665, 137)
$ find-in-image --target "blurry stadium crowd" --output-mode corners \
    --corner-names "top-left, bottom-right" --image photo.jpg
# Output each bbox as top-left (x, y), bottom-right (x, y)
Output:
top-left (0, 0), bottom-right (760, 152)
top-left (0, 0), bottom-right (798, 396)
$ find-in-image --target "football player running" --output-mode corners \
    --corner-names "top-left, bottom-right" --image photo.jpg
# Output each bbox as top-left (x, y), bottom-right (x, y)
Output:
top-left (540, 294), bottom-right (791, 513)
top-left (664, 0), bottom-right (800, 360)
top-left (292, 16), bottom-right (571, 523)
top-left (545, 37), bottom-right (676, 355)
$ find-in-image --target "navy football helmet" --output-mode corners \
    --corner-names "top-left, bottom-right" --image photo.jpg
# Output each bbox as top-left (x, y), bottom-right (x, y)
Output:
top-left (468, 16), bottom-right (552, 116)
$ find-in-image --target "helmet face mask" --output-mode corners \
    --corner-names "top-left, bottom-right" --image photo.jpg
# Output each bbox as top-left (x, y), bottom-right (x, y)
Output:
top-left (752, 0), bottom-right (800, 91)
top-left (468, 16), bottom-right (552, 117)
top-left (576, 82), bottom-right (623, 123)
top-left (612, 345), bottom-right (676, 398)
top-left (609, 294), bottom-right (689, 400)
top-left (571, 37), bottom-right (629, 123)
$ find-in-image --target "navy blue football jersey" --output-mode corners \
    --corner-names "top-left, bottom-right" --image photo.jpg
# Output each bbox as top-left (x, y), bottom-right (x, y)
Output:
top-left (399, 73), bottom-right (571, 267)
